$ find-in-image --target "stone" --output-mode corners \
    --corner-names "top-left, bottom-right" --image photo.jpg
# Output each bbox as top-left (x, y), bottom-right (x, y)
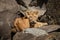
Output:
top-left (0, 0), bottom-right (19, 12)
top-left (13, 32), bottom-right (36, 40)
top-left (39, 25), bottom-right (60, 32)
top-left (24, 28), bottom-right (48, 37)
top-left (0, 0), bottom-right (20, 40)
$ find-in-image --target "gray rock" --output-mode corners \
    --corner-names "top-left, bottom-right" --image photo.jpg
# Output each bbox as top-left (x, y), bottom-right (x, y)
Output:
top-left (39, 25), bottom-right (60, 32)
top-left (13, 32), bottom-right (36, 40)
top-left (0, 0), bottom-right (19, 12)
top-left (49, 32), bottom-right (60, 40)
top-left (0, 0), bottom-right (19, 40)
top-left (36, 32), bottom-right (60, 40)
top-left (22, 0), bottom-right (32, 6)
top-left (45, 0), bottom-right (60, 24)
top-left (24, 28), bottom-right (48, 37)
top-left (13, 32), bottom-right (60, 40)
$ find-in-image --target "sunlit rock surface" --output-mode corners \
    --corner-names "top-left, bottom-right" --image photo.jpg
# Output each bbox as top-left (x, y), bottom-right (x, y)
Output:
top-left (24, 28), bottom-right (48, 36)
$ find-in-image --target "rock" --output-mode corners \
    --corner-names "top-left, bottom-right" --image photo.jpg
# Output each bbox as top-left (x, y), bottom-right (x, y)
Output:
top-left (45, 0), bottom-right (60, 24)
top-left (49, 32), bottom-right (60, 40)
top-left (13, 32), bottom-right (36, 40)
top-left (36, 35), bottom-right (48, 40)
top-left (13, 32), bottom-right (60, 40)
top-left (24, 28), bottom-right (48, 36)
top-left (0, 0), bottom-right (19, 12)
top-left (36, 32), bottom-right (60, 40)
top-left (46, 0), bottom-right (60, 16)
top-left (39, 0), bottom-right (60, 25)
top-left (0, 0), bottom-right (20, 40)
top-left (39, 25), bottom-right (60, 32)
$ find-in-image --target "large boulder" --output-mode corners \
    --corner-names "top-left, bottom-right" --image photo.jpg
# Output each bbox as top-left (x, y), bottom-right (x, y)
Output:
top-left (39, 0), bottom-right (60, 25)
top-left (0, 0), bottom-right (19, 12)
top-left (13, 32), bottom-right (36, 40)
top-left (46, 0), bottom-right (60, 16)
top-left (0, 0), bottom-right (19, 40)
top-left (13, 28), bottom-right (48, 40)
top-left (24, 28), bottom-right (48, 36)
top-left (46, 0), bottom-right (60, 24)
top-left (13, 32), bottom-right (60, 40)
top-left (39, 25), bottom-right (60, 32)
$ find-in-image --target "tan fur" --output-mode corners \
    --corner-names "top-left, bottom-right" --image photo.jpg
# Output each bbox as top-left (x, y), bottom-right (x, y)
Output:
top-left (14, 18), bottom-right (30, 31)
top-left (34, 22), bottom-right (48, 28)
top-left (25, 9), bottom-right (39, 22)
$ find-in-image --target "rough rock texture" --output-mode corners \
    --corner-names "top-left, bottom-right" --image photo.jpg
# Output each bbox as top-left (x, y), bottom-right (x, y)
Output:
top-left (39, 0), bottom-right (60, 25)
top-left (0, 0), bottom-right (19, 12)
top-left (46, 0), bottom-right (60, 24)
top-left (39, 25), bottom-right (60, 32)
top-left (24, 28), bottom-right (48, 36)
top-left (13, 32), bottom-right (36, 40)
top-left (13, 32), bottom-right (60, 40)
top-left (46, 0), bottom-right (60, 16)
top-left (49, 32), bottom-right (60, 40)
top-left (36, 32), bottom-right (60, 40)
top-left (0, 0), bottom-right (19, 40)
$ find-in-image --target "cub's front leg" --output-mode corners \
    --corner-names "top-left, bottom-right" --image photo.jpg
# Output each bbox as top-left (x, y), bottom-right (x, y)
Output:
top-left (34, 22), bottom-right (48, 28)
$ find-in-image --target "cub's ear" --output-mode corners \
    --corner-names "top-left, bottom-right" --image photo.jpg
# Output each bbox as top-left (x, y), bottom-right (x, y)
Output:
top-left (16, 11), bottom-right (24, 17)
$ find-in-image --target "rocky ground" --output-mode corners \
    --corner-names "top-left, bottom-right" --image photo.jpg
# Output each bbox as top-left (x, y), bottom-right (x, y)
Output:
top-left (13, 32), bottom-right (60, 40)
top-left (0, 0), bottom-right (60, 40)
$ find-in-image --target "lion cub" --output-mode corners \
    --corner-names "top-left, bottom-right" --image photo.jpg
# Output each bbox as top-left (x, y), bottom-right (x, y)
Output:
top-left (14, 8), bottom-right (47, 31)
top-left (25, 8), bottom-right (48, 28)
top-left (14, 17), bottom-right (30, 31)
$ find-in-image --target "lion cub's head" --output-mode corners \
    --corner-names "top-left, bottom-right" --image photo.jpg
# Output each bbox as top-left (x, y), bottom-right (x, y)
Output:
top-left (24, 7), bottom-right (46, 22)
